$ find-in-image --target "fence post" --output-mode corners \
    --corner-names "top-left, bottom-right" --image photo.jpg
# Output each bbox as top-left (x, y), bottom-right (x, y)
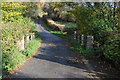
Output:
top-left (30, 34), bottom-right (32, 40)
top-left (86, 35), bottom-right (94, 49)
top-left (77, 33), bottom-right (80, 43)
top-left (81, 34), bottom-right (84, 45)
top-left (21, 36), bottom-right (25, 50)
top-left (74, 31), bottom-right (77, 40)
top-left (16, 36), bottom-right (24, 51)
top-left (26, 34), bottom-right (29, 42)
top-left (30, 33), bottom-right (35, 40)
top-left (32, 33), bottom-right (35, 39)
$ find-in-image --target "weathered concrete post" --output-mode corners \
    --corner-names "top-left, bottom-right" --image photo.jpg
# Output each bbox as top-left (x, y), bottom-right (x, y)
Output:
top-left (30, 33), bottom-right (34, 40)
top-left (86, 35), bottom-right (94, 49)
top-left (26, 34), bottom-right (29, 42)
top-left (81, 34), bottom-right (84, 45)
top-left (74, 31), bottom-right (77, 40)
top-left (30, 34), bottom-right (32, 40)
top-left (77, 33), bottom-right (80, 43)
top-left (32, 33), bottom-right (35, 39)
top-left (21, 36), bottom-right (25, 50)
top-left (16, 36), bottom-right (24, 51)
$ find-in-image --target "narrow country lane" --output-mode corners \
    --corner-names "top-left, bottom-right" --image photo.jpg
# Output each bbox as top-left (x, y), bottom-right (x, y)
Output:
top-left (11, 19), bottom-right (92, 79)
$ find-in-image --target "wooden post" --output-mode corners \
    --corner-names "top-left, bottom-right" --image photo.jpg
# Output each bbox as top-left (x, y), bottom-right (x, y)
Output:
top-left (81, 34), bottom-right (84, 45)
top-left (86, 35), bottom-right (94, 49)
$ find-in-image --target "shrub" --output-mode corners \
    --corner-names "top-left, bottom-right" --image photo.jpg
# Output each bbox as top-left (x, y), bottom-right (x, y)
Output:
top-left (91, 19), bottom-right (113, 46)
top-left (102, 34), bottom-right (120, 69)
top-left (2, 49), bottom-right (26, 75)
top-left (71, 3), bottom-right (120, 70)
top-left (1, 2), bottom-right (39, 77)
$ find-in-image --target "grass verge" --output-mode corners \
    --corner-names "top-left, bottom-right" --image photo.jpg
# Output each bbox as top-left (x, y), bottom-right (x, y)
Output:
top-left (56, 21), bottom-right (77, 28)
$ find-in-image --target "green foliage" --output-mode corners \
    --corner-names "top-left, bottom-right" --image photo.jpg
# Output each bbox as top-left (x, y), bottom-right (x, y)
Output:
top-left (0, 55), bottom-right (2, 79)
top-left (2, 36), bottom-right (41, 76)
top-left (1, 2), bottom-right (37, 21)
top-left (43, 2), bottom-right (76, 21)
top-left (56, 21), bottom-right (77, 28)
top-left (71, 2), bottom-right (120, 69)
top-left (2, 49), bottom-right (26, 74)
top-left (71, 2), bottom-right (118, 44)
top-left (2, 17), bottom-right (35, 41)
top-left (1, 2), bottom-right (41, 77)
top-left (91, 18), bottom-right (113, 45)
top-left (72, 7), bottom-right (93, 34)
top-left (49, 20), bottom-right (77, 34)
top-left (102, 34), bottom-right (120, 69)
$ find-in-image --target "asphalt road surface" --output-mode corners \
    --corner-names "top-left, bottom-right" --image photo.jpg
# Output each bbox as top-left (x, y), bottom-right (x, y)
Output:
top-left (11, 19), bottom-right (92, 79)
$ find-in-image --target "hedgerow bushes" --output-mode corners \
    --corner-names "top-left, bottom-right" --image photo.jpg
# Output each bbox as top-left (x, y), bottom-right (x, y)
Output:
top-left (102, 34), bottom-right (120, 69)
top-left (1, 2), bottom-right (37, 21)
top-left (71, 2), bottom-right (120, 69)
top-left (1, 2), bottom-right (41, 77)
top-left (2, 17), bottom-right (35, 40)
